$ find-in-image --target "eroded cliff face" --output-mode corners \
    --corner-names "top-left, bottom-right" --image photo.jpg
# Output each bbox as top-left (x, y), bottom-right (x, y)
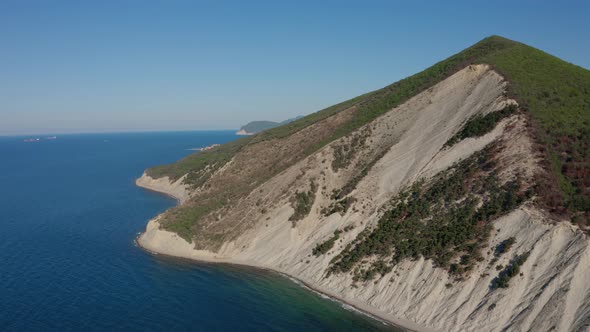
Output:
top-left (136, 172), bottom-right (191, 203)
top-left (138, 65), bottom-right (590, 331)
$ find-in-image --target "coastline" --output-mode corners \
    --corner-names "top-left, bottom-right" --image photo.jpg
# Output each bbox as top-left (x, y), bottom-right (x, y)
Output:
top-left (130, 61), bottom-right (590, 332)
top-left (134, 173), bottom-right (423, 332)
top-left (134, 230), bottom-right (415, 332)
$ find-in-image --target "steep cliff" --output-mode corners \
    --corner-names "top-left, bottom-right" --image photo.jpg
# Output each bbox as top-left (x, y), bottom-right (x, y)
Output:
top-left (137, 36), bottom-right (590, 331)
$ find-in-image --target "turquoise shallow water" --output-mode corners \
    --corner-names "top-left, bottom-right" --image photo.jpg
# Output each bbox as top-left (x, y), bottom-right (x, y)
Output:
top-left (0, 131), bottom-right (397, 331)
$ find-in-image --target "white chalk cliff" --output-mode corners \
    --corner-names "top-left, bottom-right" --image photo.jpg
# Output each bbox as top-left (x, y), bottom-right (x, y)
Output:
top-left (138, 65), bottom-right (590, 332)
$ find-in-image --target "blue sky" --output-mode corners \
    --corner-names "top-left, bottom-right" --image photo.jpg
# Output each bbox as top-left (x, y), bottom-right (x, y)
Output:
top-left (1, 1), bottom-right (589, 135)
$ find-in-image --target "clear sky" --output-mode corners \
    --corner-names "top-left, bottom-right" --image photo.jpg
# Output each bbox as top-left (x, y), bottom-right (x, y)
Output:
top-left (1, 1), bottom-right (589, 135)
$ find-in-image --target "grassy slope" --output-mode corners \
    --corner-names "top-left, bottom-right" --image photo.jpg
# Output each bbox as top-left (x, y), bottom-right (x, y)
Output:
top-left (480, 43), bottom-right (590, 219)
top-left (148, 136), bottom-right (250, 183)
top-left (148, 36), bottom-right (590, 240)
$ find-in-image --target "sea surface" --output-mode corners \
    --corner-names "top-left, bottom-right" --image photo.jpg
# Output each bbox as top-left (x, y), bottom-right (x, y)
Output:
top-left (0, 131), bottom-right (397, 331)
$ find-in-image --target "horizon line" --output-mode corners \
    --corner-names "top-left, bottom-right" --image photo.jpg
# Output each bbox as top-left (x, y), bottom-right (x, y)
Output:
top-left (0, 128), bottom-right (240, 137)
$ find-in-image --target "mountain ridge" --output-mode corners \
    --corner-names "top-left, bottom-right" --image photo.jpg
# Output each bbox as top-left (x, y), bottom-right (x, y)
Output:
top-left (137, 36), bottom-right (590, 331)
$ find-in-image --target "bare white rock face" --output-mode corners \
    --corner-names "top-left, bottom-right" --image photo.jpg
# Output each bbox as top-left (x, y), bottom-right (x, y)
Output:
top-left (138, 65), bottom-right (590, 332)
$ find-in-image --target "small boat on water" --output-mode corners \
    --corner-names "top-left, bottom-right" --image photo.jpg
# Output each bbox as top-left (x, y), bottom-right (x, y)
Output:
top-left (23, 138), bottom-right (40, 142)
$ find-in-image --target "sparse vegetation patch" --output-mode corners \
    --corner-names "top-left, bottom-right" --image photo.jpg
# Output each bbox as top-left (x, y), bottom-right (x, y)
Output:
top-left (289, 180), bottom-right (318, 225)
top-left (321, 196), bottom-right (356, 217)
top-left (331, 128), bottom-right (371, 172)
top-left (329, 146), bottom-right (529, 281)
top-left (495, 237), bottom-right (516, 257)
top-left (445, 104), bottom-right (517, 147)
top-left (491, 252), bottom-right (530, 289)
top-left (313, 230), bottom-right (342, 256)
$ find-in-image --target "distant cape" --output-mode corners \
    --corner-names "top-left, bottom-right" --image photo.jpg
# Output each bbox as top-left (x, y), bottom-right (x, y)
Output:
top-left (236, 116), bottom-right (303, 135)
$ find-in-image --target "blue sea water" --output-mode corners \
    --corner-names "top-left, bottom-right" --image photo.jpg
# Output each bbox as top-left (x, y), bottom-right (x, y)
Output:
top-left (0, 131), bottom-right (397, 331)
